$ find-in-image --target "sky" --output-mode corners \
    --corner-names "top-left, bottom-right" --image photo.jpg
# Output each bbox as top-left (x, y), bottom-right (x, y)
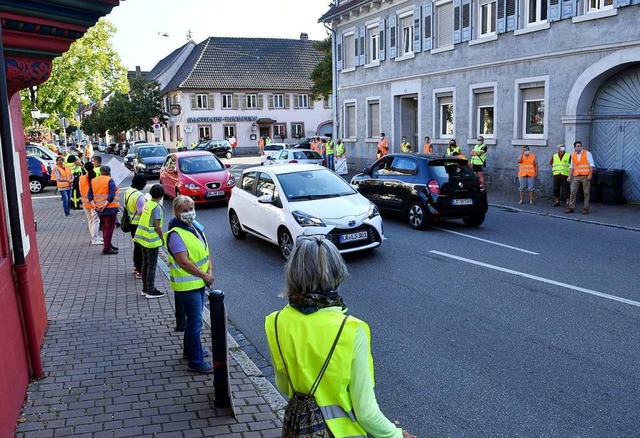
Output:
top-left (106, 0), bottom-right (331, 71)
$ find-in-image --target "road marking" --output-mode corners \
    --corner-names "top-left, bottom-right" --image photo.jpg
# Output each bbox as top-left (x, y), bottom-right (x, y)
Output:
top-left (430, 250), bottom-right (640, 308)
top-left (32, 195), bottom-right (60, 200)
top-left (433, 227), bottom-right (539, 255)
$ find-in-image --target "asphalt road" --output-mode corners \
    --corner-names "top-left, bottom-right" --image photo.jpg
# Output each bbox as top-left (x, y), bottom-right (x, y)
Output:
top-left (35, 154), bottom-right (640, 437)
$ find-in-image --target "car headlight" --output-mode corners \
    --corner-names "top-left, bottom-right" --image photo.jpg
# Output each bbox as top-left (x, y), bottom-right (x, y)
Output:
top-left (184, 184), bottom-right (200, 190)
top-left (292, 210), bottom-right (326, 227)
top-left (368, 203), bottom-right (380, 219)
top-left (226, 176), bottom-right (236, 187)
top-left (137, 163), bottom-right (146, 169)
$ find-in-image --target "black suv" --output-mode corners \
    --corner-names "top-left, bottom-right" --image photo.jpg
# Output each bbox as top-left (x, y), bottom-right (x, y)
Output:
top-left (351, 153), bottom-right (488, 229)
top-left (193, 139), bottom-right (232, 159)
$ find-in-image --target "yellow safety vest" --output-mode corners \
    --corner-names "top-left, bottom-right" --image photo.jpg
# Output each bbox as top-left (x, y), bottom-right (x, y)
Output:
top-left (265, 306), bottom-right (373, 437)
top-left (326, 141), bottom-right (335, 155)
top-left (446, 146), bottom-right (461, 156)
top-left (471, 144), bottom-right (486, 166)
top-left (165, 227), bottom-right (210, 292)
top-left (552, 153), bottom-right (570, 176)
top-left (400, 141), bottom-right (411, 153)
top-left (133, 200), bottom-right (163, 248)
top-left (124, 188), bottom-right (144, 226)
top-left (336, 143), bottom-right (345, 157)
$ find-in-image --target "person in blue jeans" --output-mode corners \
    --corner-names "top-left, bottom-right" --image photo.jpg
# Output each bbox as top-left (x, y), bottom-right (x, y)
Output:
top-left (165, 195), bottom-right (214, 373)
top-left (53, 156), bottom-right (73, 217)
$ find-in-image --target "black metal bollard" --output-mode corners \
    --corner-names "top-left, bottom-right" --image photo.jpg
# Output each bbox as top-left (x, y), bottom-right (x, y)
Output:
top-left (207, 289), bottom-right (231, 408)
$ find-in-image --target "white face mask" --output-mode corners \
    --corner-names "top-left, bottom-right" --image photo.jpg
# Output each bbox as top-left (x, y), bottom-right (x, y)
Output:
top-left (180, 210), bottom-right (196, 223)
top-left (560, 147), bottom-right (566, 152)
top-left (524, 151), bottom-right (530, 156)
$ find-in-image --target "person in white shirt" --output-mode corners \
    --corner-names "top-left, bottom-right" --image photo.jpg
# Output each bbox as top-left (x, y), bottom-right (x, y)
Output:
top-left (565, 141), bottom-right (595, 215)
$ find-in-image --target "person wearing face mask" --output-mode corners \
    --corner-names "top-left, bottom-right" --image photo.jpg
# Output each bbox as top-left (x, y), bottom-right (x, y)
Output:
top-left (134, 184), bottom-right (166, 299)
top-left (423, 136), bottom-right (433, 154)
top-left (550, 144), bottom-right (571, 207)
top-left (376, 133), bottom-right (389, 159)
top-left (517, 146), bottom-right (538, 205)
top-left (470, 135), bottom-right (488, 189)
top-left (165, 196), bottom-right (214, 373)
top-left (565, 140), bottom-right (595, 214)
top-left (400, 136), bottom-right (412, 153)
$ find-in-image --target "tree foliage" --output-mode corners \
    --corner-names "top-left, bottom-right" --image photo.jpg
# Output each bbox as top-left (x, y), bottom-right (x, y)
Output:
top-left (20, 19), bottom-right (129, 129)
top-left (310, 35), bottom-right (333, 102)
top-left (129, 77), bottom-right (166, 134)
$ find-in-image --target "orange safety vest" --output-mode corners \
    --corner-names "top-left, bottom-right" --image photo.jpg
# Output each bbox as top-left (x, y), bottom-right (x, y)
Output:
top-left (518, 154), bottom-right (537, 177)
top-left (53, 164), bottom-right (72, 189)
top-left (423, 142), bottom-right (433, 154)
top-left (91, 175), bottom-right (120, 210)
top-left (78, 174), bottom-right (93, 209)
top-left (572, 151), bottom-right (591, 176)
top-left (377, 139), bottom-right (389, 157)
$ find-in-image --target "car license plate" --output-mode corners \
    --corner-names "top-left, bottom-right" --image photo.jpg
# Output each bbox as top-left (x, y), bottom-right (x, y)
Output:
top-left (206, 191), bottom-right (224, 198)
top-left (152, 169), bottom-right (160, 173)
top-left (452, 198), bottom-right (473, 206)
top-left (339, 231), bottom-right (367, 243)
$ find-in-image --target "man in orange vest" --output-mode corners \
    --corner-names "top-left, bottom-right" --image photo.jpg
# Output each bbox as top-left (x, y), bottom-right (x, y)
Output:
top-left (517, 145), bottom-right (538, 205)
top-left (53, 155), bottom-right (74, 217)
top-left (258, 136), bottom-right (265, 155)
top-left (376, 133), bottom-right (389, 159)
top-left (88, 165), bottom-right (120, 254)
top-left (565, 140), bottom-right (595, 214)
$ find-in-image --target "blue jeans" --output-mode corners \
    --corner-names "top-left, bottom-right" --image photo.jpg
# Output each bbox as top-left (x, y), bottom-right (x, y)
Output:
top-left (326, 154), bottom-right (335, 170)
top-left (60, 189), bottom-right (71, 216)
top-left (176, 288), bottom-right (206, 366)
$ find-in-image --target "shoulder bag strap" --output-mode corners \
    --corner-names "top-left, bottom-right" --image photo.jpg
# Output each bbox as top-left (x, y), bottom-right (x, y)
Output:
top-left (274, 311), bottom-right (295, 393)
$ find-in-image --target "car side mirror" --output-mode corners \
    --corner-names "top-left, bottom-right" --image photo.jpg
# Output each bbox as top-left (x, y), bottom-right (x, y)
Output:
top-left (257, 194), bottom-right (274, 204)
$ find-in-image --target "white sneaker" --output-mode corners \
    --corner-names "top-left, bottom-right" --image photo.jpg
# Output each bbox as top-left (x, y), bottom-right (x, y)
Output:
top-left (91, 241), bottom-right (103, 245)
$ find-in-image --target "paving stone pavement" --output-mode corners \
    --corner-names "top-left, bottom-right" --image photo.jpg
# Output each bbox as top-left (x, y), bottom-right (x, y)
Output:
top-left (15, 197), bottom-right (282, 437)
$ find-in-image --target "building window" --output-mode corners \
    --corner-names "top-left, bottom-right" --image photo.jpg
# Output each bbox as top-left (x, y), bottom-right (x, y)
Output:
top-left (245, 94), bottom-right (257, 109)
top-left (368, 25), bottom-right (379, 64)
top-left (191, 94), bottom-right (210, 110)
top-left (272, 94), bottom-right (284, 108)
top-left (434, 91), bottom-right (454, 138)
top-left (436, 1), bottom-right (454, 49)
top-left (367, 100), bottom-right (380, 139)
top-left (587, 0), bottom-right (613, 12)
top-left (527, 0), bottom-right (547, 25)
top-left (479, 0), bottom-right (496, 37)
top-left (344, 102), bottom-right (357, 139)
top-left (343, 33), bottom-right (355, 70)
top-left (522, 87), bottom-right (545, 137)
top-left (273, 124), bottom-right (287, 140)
top-left (296, 94), bottom-right (309, 109)
top-left (471, 87), bottom-right (495, 137)
top-left (323, 98), bottom-right (333, 109)
top-left (400, 14), bottom-right (414, 56)
top-left (223, 125), bottom-right (235, 139)
top-left (222, 93), bottom-right (233, 109)
top-left (198, 125), bottom-right (211, 141)
top-left (291, 123), bottom-right (304, 139)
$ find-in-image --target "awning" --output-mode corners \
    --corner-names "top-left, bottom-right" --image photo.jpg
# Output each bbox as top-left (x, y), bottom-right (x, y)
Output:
top-left (257, 118), bottom-right (276, 124)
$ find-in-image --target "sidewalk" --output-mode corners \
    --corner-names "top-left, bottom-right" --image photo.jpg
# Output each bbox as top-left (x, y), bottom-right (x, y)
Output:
top-left (15, 197), bottom-right (283, 437)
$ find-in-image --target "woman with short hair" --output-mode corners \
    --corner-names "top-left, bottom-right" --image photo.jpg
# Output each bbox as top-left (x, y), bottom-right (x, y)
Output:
top-left (265, 235), bottom-right (416, 438)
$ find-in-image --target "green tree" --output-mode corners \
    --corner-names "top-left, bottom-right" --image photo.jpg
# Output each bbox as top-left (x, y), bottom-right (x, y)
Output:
top-left (101, 93), bottom-right (132, 140)
top-left (310, 35), bottom-right (333, 101)
top-left (129, 76), bottom-right (166, 140)
top-left (81, 108), bottom-right (107, 138)
top-left (20, 19), bottom-right (129, 130)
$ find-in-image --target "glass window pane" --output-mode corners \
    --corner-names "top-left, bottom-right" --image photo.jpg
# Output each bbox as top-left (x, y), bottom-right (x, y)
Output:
top-left (479, 107), bottom-right (494, 135)
top-left (525, 101), bottom-right (544, 134)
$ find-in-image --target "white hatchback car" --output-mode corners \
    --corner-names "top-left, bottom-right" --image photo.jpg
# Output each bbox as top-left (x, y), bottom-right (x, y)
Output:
top-left (260, 142), bottom-right (291, 165)
top-left (264, 148), bottom-right (324, 166)
top-left (228, 164), bottom-right (384, 259)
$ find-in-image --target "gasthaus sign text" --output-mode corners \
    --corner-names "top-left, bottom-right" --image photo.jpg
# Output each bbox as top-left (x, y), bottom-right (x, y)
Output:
top-left (187, 116), bottom-right (258, 123)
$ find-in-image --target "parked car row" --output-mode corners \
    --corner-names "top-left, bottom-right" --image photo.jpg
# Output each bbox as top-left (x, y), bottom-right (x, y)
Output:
top-left (27, 155), bottom-right (52, 194)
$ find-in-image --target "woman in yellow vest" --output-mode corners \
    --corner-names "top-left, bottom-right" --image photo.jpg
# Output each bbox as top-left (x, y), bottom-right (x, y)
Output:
top-left (88, 165), bottom-right (120, 254)
top-left (134, 184), bottom-right (165, 299)
top-left (124, 174), bottom-right (147, 279)
top-left (517, 145), bottom-right (538, 205)
top-left (165, 195), bottom-right (214, 373)
top-left (78, 162), bottom-right (102, 245)
top-left (265, 236), bottom-right (416, 438)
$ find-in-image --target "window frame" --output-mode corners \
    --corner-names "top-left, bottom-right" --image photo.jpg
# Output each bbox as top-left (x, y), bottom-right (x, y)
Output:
top-left (195, 93), bottom-right (209, 110)
top-left (223, 125), bottom-right (236, 139)
top-left (366, 97), bottom-right (381, 140)
top-left (513, 76), bottom-right (549, 142)
top-left (245, 94), bottom-right (258, 110)
top-left (297, 94), bottom-right (309, 109)
top-left (433, 87), bottom-right (456, 140)
top-left (343, 100), bottom-right (357, 140)
top-left (469, 82), bottom-right (497, 140)
top-left (198, 125), bottom-right (212, 141)
top-left (526, 0), bottom-right (548, 26)
top-left (273, 123), bottom-right (287, 139)
top-left (367, 23), bottom-right (380, 65)
top-left (479, 0), bottom-right (497, 37)
top-left (434, 0), bottom-right (455, 51)
top-left (400, 13), bottom-right (414, 56)
top-left (342, 31), bottom-right (356, 71)
top-left (273, 94), bottom-right (284, 109)
top-left (291, 122), bottom-right (305, 139)
top-left (222, 93), bottom-right (233, 110)
top-left (586, 0), bottom-right (614, 13)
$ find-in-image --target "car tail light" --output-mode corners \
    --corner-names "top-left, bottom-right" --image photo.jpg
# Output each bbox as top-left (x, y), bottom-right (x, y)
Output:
top-left (289, 160), bottom-right (298, 163)
top-left (40, 163), bottom-right (47, 174)
top-left (428, 180), bottom-right (440, 194)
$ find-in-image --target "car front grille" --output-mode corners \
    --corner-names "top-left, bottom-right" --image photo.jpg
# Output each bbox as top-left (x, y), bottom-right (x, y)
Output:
top-left (325, 224), bottom-right (380, 251)
top-left (205, 182), bottom-right (221, 190)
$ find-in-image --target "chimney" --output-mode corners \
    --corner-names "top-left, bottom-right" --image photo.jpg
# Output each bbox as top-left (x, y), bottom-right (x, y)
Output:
top-left (135, 66), bottom-right (141, 76)
top-left (300, 33), bottom-right (309, 41)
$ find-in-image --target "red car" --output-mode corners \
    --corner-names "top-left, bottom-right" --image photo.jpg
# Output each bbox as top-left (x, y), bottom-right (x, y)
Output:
top-left (159, 151), bottom-right (236, 203)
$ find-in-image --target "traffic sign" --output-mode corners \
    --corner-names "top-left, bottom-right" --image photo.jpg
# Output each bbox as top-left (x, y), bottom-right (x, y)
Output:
top-left (153, 123), bottom-right (161, 130)
top-left (184, 126), bottom-right (193, 134)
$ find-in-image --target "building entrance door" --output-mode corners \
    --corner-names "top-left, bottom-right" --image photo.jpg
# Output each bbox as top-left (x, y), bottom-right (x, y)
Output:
top-left (399, 96), bottom-right (418, 152)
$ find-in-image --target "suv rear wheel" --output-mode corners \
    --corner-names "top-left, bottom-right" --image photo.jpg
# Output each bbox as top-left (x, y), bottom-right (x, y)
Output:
top-left (29, 176), bottom-right (44, 194)
top-left (463, 212), bottom-right (485, 227)
top-left (407, 201), bottom-right (429, 230)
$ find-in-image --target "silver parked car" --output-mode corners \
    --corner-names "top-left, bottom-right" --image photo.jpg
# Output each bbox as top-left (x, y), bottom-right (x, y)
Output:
top-left (264, 148), bottom-right (325, 166)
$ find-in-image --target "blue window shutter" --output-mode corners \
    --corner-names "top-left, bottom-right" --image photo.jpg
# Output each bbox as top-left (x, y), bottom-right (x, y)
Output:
top-left (497, 0), bottom-right (506, 33)
top-left (389, 14), bottom-right (397, 59)
top-left (461, 0), bottom-right (471, 42)
top-left (506, 0), bottom-right (517, 31)
top-left (413, 5), bottom-right (422, 53)
top-left (379, 18), bottom-right (386, 61)
top-left (336, 33), bottom-right (342, 71)
top-left (453, 0), bottom-right (462, 44)
top-left (423, 2), bottom-right (432, 51)
top-left (560, 0), bottom-right (576, 18)
top-left (359, 26), bottom-right (366, 65)
top-left (354, 27), bottom-right (360, 66)
top-left (614, 0), bottom-right (631, 7)
top-left (548, 0), bottom-right (561, 21)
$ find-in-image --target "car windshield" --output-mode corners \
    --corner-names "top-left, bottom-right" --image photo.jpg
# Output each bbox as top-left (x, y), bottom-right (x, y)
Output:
top-left (138, 147), bottom-right (168, 158)
top-left (178, 155), bottom-right (224, 174)
top-left (429, 160), bottom-right (476, 178)
top-left (277, 169), bottom-right (356, 201)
